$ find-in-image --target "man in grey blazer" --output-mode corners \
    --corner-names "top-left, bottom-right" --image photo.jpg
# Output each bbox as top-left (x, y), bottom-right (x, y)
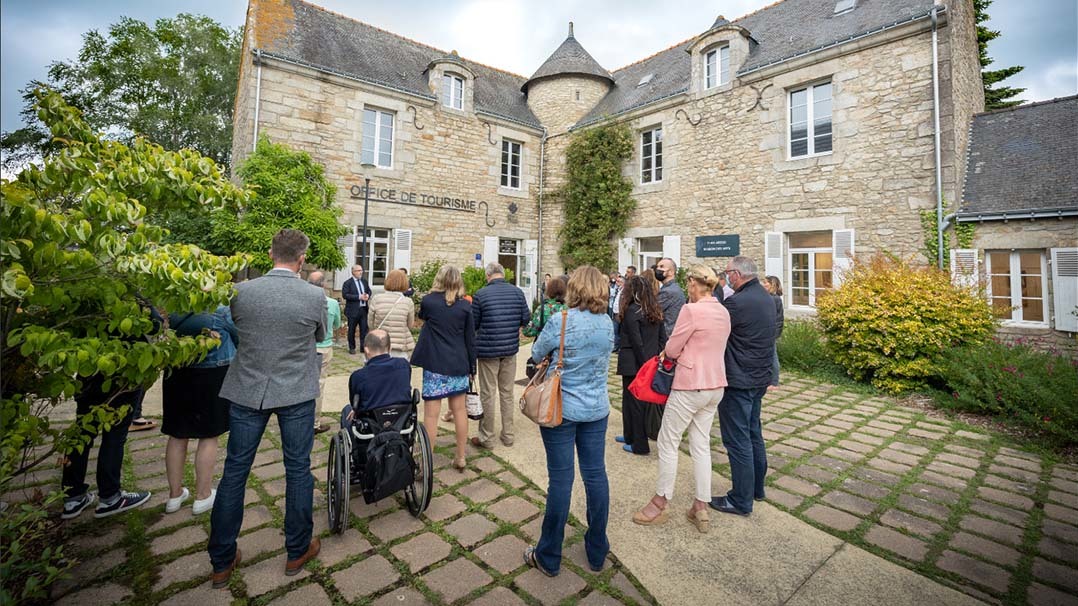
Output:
top-left (208, 229), bottom-right (328, 587)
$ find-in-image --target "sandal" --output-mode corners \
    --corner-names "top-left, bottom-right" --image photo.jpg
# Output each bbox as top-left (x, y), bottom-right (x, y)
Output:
top-left (441, 411), bottom-right (454, 422)
top-left (686, 508), bottom-right (710, 534)
top-left (453, 457), bottom-right (467, 472)
top-left (523, 546), bottom-right (557, 577)
top-left (129, 418), bottom-right (156, 431)
top-left (632, 497), bottom-right (668, 526)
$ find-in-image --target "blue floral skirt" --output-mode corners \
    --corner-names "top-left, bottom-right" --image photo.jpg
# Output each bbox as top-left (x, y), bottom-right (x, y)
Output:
top-left (422, 370), bottom-right (469, 401)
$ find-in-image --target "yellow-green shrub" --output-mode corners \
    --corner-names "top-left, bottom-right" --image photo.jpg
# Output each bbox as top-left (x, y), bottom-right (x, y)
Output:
top-left (816, 255), bottom-right (995, 393)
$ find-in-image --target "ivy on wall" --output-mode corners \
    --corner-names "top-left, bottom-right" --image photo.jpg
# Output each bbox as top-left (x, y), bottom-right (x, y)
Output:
top-left (556, 123), bottom-right (636, 272)
top-left (920, 208), bottom-right (975, 268)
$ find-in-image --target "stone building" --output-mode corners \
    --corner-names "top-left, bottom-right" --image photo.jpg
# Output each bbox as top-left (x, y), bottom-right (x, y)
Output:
top-left (232, 0), bottom-right (987, 314)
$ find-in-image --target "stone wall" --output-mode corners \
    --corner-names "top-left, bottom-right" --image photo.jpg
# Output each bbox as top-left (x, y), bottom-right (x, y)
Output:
top-left (938, 0), bottom-right (985, 207)
top-left (526, 76), bottom-right (611, 136)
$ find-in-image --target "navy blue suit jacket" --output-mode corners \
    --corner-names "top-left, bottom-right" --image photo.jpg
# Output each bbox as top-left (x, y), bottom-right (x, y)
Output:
top-left (348, 353), bottom-right (412, 410)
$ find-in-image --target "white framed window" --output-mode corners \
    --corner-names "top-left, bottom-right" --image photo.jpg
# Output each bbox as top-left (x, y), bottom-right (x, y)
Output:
top-left (705, 45), bottom-right (730, 89)
top-left (641, 126), bottom-right (663, 184)
top-left (636, 236), bottom-right (664, 270)
top-left (498, 238), bottom-right (526, 287)
top-left (361, 108), bottom-right (394, 168)
top-left (987, 250), bottom-right (1048, 325)
top-left (442, 74), bottom-right (464, 110)
top-left (500, 140), bottom-right (522, 189)
top-left (788, 231), bottom-right (833, 307)
top-left (789, 81), bottom-right (833, 158)
top-left (355, 227), bottom-right (393, 287)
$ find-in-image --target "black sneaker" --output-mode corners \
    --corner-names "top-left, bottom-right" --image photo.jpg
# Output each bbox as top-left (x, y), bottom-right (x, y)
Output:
top-left (62, 491), bottom-right (97, 520)
top-left (94, 490), bottom-right (151, 518)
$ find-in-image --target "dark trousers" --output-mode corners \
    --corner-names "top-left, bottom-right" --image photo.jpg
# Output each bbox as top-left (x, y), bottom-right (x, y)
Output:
top-left (536, 416), bottom-right (610, 574)
top-left (609, 311), bottom-right (621, 350)
top-left (717, 386), bottom-right (768, 513)
top-left (620, 375), bottom-right (650, 454)
top-left (209, 400), bottom-right (315, 571)
top-left (61, 386), bottom-right (140, 502)
top-left (346, 311), bottom-right (368, 351)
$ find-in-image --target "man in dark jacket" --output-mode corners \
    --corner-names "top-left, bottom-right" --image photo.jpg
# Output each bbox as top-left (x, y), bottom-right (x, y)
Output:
top-left (656, 258), bottom-right (685, 337)
top-left (710, 255), bottom-right (776, 516)
top-left (471, 262), bottom-right (530, 448)
top-left (342, 265), bottom-right (371, 354)
top-left (341, 330), bottom-right (412, 426)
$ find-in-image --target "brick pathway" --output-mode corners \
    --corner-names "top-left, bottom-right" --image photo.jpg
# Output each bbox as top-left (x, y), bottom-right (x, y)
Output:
top-left (606, 364), bottom-right (1078, 606)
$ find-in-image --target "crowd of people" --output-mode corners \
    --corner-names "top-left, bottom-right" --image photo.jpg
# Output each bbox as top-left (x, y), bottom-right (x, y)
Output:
top-left (59, 227), bottom-right (782, 585)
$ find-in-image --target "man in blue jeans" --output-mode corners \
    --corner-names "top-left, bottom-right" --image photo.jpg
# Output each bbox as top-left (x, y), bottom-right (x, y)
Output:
top-left (208, 229), bottom-right (328, 588)
top-left (710, 256), bottom-right (777, 516)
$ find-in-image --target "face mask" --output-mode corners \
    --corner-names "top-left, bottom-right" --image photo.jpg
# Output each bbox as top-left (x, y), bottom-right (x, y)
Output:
top-left (654, 269), bottom-right (666, 282)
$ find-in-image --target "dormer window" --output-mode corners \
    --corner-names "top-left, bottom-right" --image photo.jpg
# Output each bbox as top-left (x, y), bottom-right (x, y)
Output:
top-left (638, 73), bottom-right (654, 87)
top-left (442, 74), bottom-right (464, 109)
top-left (705, 45), bottom-right (730, 89)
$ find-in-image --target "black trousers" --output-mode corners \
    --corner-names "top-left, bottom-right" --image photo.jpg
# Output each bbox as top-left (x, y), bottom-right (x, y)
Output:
top-left (346, 311), bottom-right (368, 351)
top-left (61, 381), bottom-right (140, 501)
top-left (621, 375), bottom-right (650, 454)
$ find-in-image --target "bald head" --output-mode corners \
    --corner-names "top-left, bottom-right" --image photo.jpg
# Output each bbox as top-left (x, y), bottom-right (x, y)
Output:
top-left (364, 329), bottom-right (391, 356)
top-left (307, 271), bottom-right (325, 288)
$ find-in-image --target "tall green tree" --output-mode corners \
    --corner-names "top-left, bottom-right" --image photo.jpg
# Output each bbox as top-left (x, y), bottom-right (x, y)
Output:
top-left (0, 14), bottom-right (240, 172)
top-left (213, 137), bottom-right (348, 272)
top-left (974, 0), bottom-right (1025, 110)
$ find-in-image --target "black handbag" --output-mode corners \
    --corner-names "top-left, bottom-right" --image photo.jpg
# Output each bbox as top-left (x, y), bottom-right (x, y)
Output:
top-left (651, 357), bottom-right (676, 395)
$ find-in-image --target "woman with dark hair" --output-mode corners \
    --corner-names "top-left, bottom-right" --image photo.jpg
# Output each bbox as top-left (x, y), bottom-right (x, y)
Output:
top-left (615, 275), bottom-right (666, 455)
top-left (764, 275), bottom-right (785, 390)
top-left (523, 275), bottom-right (568, 337)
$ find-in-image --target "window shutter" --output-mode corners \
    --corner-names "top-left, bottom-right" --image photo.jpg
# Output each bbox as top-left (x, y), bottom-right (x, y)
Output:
top-left (334, 226), bottom-right (357, 290)
top-left (394, 229), bottom-right (412, 274)
top-left (832, 229), bottom-right (854, 285)
top-left (1050, 247), bottom-right (1078, 332)
top-left (950, 249), bottom-right (978, 289)
top-left (483, 236), bottom-right (499, 268)
top-left (618, 238), bottom-right (634, 273)
top-left (662, 235), bottom-right (681, 267)
top-left (523, 239), bottom-right (539, 307)
top-left (764, 232), bottom-right (783, 281)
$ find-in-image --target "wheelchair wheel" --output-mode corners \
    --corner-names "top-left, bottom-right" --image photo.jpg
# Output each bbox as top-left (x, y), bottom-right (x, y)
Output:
top-left (327, 429), bottom-right (350, 535)
top-left (405, 423), bottom-right (433, 517)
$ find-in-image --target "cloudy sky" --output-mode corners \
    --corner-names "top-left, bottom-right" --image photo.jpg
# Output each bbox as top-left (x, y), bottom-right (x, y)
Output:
top-left (1, 0), bottom-right (1075, 133)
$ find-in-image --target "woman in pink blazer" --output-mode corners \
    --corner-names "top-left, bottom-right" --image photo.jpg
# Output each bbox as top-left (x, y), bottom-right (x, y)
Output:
top-left (632, 265), bottom-right (731, 533)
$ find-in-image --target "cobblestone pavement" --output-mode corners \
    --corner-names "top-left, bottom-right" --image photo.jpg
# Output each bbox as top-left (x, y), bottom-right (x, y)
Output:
top-left (605, 363), bottom-right (1078, 606)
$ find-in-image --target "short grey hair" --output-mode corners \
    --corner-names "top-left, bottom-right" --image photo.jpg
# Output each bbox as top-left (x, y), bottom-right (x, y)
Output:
top-left (307, 271), bottom-right (325, 287)
top-left (660, 257), bottom-right (678, 273)
top-left (729, 256), bottom-right (758, 278)
top-left (364, 329), bottom-right (391, 354)
top-left (485, 262), bottom-right (504, 277)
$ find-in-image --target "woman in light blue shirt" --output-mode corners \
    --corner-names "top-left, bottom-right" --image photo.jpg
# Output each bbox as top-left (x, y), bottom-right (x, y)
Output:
top-left (524, 266), bottom-right (613, 577)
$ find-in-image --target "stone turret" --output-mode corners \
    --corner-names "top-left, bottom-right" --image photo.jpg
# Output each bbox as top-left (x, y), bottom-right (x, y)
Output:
top-left (523, 22), bottom-right (613, 133)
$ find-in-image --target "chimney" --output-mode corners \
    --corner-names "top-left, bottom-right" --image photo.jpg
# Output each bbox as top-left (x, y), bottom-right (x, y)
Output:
top-left (568, 21), bottom-right (574, 38)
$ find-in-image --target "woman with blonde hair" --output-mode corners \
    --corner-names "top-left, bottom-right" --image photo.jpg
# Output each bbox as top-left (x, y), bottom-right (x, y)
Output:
top-left (633, 265), bottom-right (731, 533)
top-left (410, 265), bottom-right (476, 470)
top-left (369, 269), bottom-right (415, 359)
top-left (524, 265), bottom-right (613, 577)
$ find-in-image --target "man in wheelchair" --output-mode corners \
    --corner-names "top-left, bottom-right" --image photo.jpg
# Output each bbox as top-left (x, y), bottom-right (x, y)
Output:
top-left (340, 330), bottom-right (412, 428)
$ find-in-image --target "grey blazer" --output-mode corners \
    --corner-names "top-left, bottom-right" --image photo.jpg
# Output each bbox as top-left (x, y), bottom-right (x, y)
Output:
top-left (219, 268), bottom-right (328, 409)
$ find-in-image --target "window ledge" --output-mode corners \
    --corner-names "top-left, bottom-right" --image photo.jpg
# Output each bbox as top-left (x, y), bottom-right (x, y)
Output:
top-left (998, 321), bottom-right (1051, 331)
top-left (497, 186), bottom-right (528, 199)
top-left (635, 180), bottom-right (668, 193)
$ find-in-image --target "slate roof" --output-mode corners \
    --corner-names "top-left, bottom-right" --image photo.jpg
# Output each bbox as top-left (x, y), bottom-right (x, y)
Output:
top-left (959, 96), bottom-right (1078, 216)
top-left (577, 0), bottom-right (936, 126)
top-left (254, 0), bottom-right (541, 128)
top-left (523, 24), bottom-right (613, 92)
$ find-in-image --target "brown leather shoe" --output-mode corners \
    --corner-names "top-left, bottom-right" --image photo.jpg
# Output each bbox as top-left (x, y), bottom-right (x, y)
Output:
top-left (470, 437), bottom-right (492, 450)
top-left (211, 549), bottom-right (241, 589)
top-left (285, 537), bottom-right (320, 576)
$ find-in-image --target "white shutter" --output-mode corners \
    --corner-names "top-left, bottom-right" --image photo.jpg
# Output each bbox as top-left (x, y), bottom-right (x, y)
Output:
top-left (618, 237), bottom-right (633, 273)
top-left (523, 239), bottom-right (538, 307)
top-left (334, 225), bottom-right (357, 290)
top-left (950, 249), bottom-right (978, 289)
top-left (764, 232), bottom-right (783, 280)
top-left (832, 229), bottom-right (854, 286)
top-left (1051, 247), bottom-right (1078, 332)
top-left (394, 229), bottom-right (412, 274)
top-left (662, 235), bottom-right (681, 266)
top-left (483, 236), bottom-right (499, 269)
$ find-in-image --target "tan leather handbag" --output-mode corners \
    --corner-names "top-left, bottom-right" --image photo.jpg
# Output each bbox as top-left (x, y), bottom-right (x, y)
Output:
top-left (519, 311), bottom-right (566, 428)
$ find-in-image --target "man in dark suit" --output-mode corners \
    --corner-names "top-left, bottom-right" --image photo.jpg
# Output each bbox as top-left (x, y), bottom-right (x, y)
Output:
top-left (340, 329), bottom-right (412, 426)
top-left (342, 264), bottom-right (372, 354)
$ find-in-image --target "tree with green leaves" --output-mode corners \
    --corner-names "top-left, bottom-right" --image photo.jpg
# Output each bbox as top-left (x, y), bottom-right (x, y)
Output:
top-left (557, 123), bottom-right (636, 272)
top-left (213, 137), bottom-right (348, 272)
top-left (974, 0), bottom-right (1025, 110)
top-left (0, 14), bottom-right (240, 173)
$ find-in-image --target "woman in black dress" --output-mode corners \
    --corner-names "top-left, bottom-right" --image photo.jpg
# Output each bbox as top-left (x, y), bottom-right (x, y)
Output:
top-left (615, 275), bottom-right (666, 455)
top-left (162, 305), bottom-right (237, 515)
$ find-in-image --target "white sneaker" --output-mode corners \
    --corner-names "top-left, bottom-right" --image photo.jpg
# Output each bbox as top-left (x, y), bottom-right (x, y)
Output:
top-left (192, 489), bottom-right (216, 515)
top-left (165, 488), bottom-right (190, 514)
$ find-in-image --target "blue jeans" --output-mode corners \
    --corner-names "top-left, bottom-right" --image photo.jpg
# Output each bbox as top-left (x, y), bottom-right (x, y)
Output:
top-left (209, 400), bottom-right (315, 571)
top-left (536, 416), bottom-right (610, 574)
top-left (717, 387), bottom-right (768, 513)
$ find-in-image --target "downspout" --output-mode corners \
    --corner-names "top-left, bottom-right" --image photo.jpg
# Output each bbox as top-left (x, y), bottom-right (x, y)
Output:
top-left (536, 127), bottom-right (548, 303)
top-left (931, 8), bottom-right (945, 269)
top-left (253, 49), bottom-right (263, 152)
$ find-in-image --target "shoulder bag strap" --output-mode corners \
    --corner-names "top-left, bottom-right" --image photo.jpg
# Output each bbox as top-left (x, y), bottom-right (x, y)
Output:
top-left (555, 310), bottom-right (567, 370)
top-left (375, 294), bottom-right (406, 330)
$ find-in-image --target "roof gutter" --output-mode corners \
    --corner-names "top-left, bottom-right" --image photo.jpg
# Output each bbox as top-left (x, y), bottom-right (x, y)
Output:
top-left (955, 208), bottom-right (1078, 222)
top-left (536, 127), bottom-right (548, 302)
top-left (253, 49), bottom-right (263, 152)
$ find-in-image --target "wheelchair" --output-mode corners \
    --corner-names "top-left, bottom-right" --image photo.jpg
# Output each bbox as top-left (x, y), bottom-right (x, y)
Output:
top-left (326, 388), bottom-right (433, 534)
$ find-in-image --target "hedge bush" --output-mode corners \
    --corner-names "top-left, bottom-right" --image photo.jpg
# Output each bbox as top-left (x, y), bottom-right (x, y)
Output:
top-left (462, 266), bottom-right (514, 297)
top-left (816, 255), bottom-right (995, 393)
top-left (777, 320), bottom-right (829, 372)
top-left (937, 340), bottom-right (1078, 444)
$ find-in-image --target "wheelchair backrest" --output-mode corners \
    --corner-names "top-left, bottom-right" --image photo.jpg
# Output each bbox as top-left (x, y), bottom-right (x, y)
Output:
top-left (357, 403), bottom-right (413, 434)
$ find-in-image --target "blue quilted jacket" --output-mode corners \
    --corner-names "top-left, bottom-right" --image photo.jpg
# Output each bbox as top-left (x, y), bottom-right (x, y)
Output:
top-left (472, 279), bottom-right (530, 359)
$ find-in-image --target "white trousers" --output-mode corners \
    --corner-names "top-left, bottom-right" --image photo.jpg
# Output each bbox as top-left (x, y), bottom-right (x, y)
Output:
top-left (655, 387), bottom-right (725, 502)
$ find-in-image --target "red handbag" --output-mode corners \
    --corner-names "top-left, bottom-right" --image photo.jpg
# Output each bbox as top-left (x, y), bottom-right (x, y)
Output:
top-left (628, 356), bottom-right (675, 405)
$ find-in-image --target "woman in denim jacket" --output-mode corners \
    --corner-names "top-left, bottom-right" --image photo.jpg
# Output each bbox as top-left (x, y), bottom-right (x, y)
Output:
top-left (524, 266), bottom-right (613, 577)
top-left (162, 305), bottom-right (238, 515)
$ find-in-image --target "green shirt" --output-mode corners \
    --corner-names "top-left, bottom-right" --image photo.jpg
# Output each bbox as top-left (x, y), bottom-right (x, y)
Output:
top-left (523, 298), bottom-right (567, 337)
top-left (317, 295), bottom-right (342, 348)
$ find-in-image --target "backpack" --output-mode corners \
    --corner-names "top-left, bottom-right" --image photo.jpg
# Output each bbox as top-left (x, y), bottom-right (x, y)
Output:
top-left (362, 429), bottom-right (413, 504)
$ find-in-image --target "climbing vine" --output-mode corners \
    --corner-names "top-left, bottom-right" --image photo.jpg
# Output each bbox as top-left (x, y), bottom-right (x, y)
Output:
top-left (920, 208), bottom-right (975, 268)
top-left (556, 123), bottom-right (636, 272)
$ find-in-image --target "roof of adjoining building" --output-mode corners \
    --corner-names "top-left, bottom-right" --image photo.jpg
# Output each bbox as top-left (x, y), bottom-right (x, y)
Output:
top-left (960, 95), bottom-right (1078, 216)
top-left (523, 23), bottom-right (614, 92)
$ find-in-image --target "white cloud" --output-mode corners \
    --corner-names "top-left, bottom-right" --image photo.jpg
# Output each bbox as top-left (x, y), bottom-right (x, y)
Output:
top-left (1010, 60), bottom-right (1078, 103)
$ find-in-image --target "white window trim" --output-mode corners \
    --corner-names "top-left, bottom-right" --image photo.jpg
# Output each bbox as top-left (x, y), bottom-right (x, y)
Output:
top-left (787, 80), bottom-right (833, 160)
top-left (986, 250), bottom-right (1049, 327)
top-left (636, 237), bottom-right (664, 270)
top-left (362, 108), bottom-right (395, 169)
top-left (355, 227), bottom-right (394, 288)
top-left (443, 73), bottom-right (464, 110)
top-left (704, 45), bottom-right (729, 90)
top-left (500, 139), bottom-right (522, 190)
top-left (640, 126), bottom-right (663, 184)
top-left (788, 246), bottom-right (832, 309)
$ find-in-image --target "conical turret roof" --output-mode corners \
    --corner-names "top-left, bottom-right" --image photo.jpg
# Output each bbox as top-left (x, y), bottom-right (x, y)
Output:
top-left (522, 22), bottom-right (612, 92)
